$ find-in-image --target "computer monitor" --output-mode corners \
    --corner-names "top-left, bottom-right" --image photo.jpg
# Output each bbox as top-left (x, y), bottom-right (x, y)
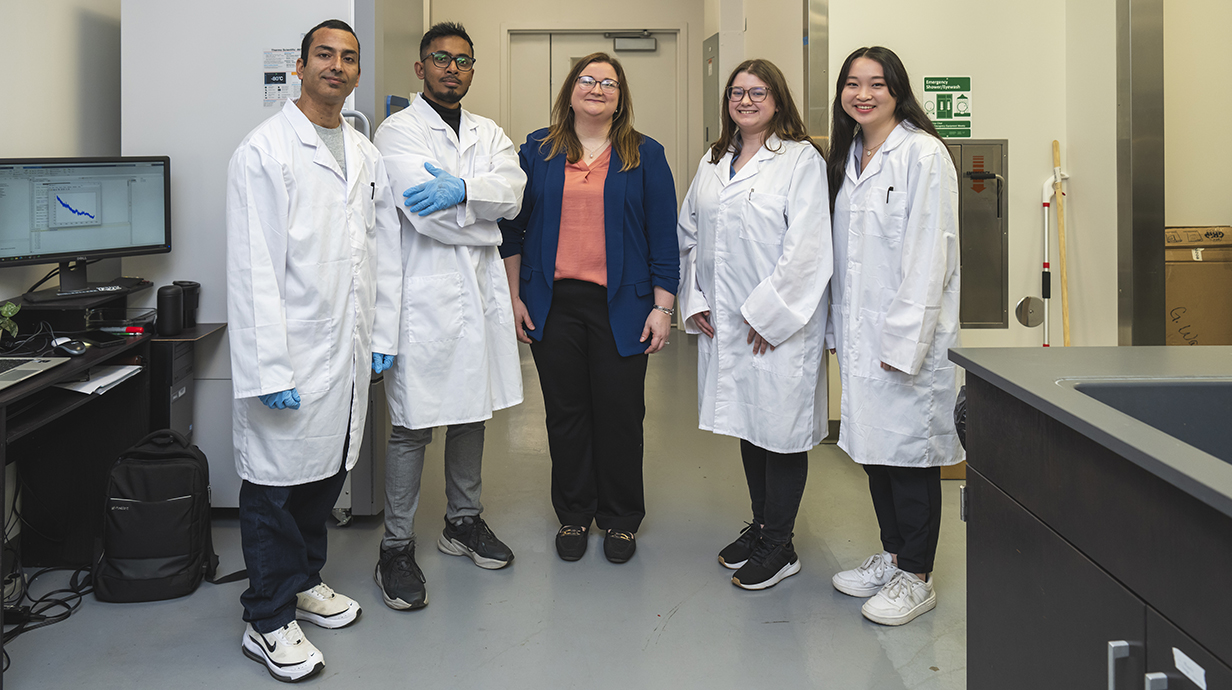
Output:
top-left (0, 156), bottom-right (171, 296)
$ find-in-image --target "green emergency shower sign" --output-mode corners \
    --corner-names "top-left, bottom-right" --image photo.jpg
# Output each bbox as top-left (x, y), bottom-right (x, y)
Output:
top-left (923, 76), bottom-right (971, 138)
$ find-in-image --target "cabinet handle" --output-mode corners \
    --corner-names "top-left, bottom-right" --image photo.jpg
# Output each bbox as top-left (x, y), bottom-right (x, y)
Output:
top-left (1108, 640), bottom-right (1130, 690)
top-left (1144, 672), bottom-right (1168, 689)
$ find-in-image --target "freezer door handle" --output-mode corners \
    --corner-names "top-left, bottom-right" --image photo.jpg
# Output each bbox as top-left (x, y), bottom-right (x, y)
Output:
top-left (1144, 672), bottom-right (1169, 689)
top-left (1108, 640), bottom-right (1130, 690)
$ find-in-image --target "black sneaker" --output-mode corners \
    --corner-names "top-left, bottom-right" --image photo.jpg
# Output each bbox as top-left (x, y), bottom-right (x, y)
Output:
top-left (718, 522), bottom-right (762, 570)
top-left (555, 525), bottom-right (588, 561)
top-left (437, 516), bottom-right (514, 570)
top-left (731, 539), bottom-right (801, 590)
top-left (603, 529), bottom-right (636, 564)
top-left (375, 545), bottom-right (427, 610)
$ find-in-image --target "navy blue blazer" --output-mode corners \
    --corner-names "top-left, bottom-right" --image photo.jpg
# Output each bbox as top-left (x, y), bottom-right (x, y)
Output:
top-left (499, 128), bottom-right (679, 357)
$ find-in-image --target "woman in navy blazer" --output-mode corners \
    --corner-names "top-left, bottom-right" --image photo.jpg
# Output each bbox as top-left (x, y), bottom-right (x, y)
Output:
top-left (500, 52), bottom-right (679, 564)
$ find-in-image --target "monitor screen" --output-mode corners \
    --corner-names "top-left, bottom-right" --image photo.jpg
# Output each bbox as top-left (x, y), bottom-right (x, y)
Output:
top-left (0, 157), bottom-right (171, 271)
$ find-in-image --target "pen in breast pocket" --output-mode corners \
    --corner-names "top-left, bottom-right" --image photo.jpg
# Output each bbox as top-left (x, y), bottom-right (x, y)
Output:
top-left (371, 182), bottom-right (376, 199)
top-left (886, 186), bottom-right (894, 203)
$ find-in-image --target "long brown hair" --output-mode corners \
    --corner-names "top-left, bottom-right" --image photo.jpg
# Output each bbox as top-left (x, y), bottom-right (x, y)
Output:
top-left (708, 59), bottom-right (822, 164)
top-left (827, 46), bottom-right (943, 211)
top-left (537, 52), bottom-right (642, 172)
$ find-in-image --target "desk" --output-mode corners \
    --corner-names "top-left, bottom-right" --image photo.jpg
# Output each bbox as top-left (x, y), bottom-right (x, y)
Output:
top-left (4, 333), bottom-right (152, 568)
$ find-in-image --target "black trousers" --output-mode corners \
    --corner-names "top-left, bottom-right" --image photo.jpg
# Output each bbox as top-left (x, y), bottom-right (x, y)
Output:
top-left (863, 464), bottom-right (942, 574)
top-left (530, 280), bottom-right (649, 532)
top-left (740, 440), bottom-right (808, 544)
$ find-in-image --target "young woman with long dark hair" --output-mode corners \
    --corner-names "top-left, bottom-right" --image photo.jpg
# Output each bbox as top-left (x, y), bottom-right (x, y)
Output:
top-left (826, 46), bottom-right (963, 625)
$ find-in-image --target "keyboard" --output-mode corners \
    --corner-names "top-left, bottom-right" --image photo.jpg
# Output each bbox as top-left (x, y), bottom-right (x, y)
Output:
top-left (56, 284), bottom-right (126, 297)
top-left (0, 358), bottom-right (33, 375)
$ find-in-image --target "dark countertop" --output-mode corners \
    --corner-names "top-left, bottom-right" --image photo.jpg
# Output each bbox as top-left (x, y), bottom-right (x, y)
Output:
top-left (950, 346), bottom-right (1232, 519)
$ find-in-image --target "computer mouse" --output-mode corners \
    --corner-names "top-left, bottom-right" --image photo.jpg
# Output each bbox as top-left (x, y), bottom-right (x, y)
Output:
top-left (51, 337), bottom-right (89, 356)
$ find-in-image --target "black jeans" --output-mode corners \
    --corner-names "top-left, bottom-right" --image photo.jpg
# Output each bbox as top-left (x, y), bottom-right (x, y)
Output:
top-left (863, 464), bottom-right (942, 574)
top-left (239, 458), bottom-right (348, 634)
top-left (530, 279), bottom-right (648, 532)
top-left (740, 440), bottom-right (809, 544)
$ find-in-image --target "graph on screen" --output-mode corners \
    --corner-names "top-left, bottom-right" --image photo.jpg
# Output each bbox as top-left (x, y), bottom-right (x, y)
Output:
top-left (50, 186), bottom-right (102, 227)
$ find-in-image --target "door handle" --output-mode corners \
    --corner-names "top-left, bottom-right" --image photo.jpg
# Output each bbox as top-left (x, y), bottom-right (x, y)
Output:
top-left (1144, 672), bottom-right (1168, 689)
top-left (1108, 640), bottom-right (1130, 690)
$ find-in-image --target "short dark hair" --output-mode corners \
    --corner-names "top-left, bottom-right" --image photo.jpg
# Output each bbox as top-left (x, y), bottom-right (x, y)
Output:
top-left (420, 22), bottom-right (474, 59)
top-left (301, 19), bottom-right (360, 65)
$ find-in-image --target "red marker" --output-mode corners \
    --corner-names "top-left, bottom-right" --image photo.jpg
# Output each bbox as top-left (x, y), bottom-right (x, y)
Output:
top-left (98, 326), bottom-right (145, 334)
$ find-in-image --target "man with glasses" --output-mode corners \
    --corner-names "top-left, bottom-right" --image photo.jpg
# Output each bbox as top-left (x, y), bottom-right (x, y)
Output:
top-left (371, 21), bottom-right (527, 612)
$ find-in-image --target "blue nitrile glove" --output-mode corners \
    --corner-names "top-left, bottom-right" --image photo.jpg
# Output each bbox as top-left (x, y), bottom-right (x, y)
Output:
top-left (403, 162), bottom-right (466, 216)
top-left (259, 388), bottom-right (301, 410)
top-left (372, 353), bottom-right (394, 374)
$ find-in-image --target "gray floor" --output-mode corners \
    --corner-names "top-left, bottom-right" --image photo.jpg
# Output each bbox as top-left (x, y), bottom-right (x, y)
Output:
top-left (6, 336), bottom-right (966, 689)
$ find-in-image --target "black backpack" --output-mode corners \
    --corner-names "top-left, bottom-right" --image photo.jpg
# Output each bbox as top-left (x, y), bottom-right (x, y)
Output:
top-left (94, 429), bottom-right (221, 602)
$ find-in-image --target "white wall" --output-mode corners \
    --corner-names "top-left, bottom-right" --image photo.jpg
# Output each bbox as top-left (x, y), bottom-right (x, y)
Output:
top-left (1066, 0), bottom-right (1119, 346)
top-left (1164, 0), bottom-right (1232, 227)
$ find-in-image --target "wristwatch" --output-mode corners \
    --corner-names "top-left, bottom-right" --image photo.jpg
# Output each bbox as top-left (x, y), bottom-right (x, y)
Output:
top-left (652, 305), bottom-right (675, 317)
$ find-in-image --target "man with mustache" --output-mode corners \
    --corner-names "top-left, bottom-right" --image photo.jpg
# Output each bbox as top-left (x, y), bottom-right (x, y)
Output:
top-left (371, 22), bottom-right (527, 612)
top-left (226, 19), bottom-right (401, 682)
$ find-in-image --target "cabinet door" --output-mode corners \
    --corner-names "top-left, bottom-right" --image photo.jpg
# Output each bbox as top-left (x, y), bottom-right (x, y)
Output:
top-left (1146, 607), bottom-right (1232, 688)
top-left (968, 470), bottom-right (1146, 689)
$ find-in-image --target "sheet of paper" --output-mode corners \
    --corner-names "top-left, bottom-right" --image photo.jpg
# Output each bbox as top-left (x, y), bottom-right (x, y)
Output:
top-left (54, 365), bottom-right (143, 395)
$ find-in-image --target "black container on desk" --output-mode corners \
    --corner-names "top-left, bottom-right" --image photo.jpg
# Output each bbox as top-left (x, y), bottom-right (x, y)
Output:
top-left (173, 280), bottom-right (200, 327)
top-left (156, 285), bottom-right (183, 336)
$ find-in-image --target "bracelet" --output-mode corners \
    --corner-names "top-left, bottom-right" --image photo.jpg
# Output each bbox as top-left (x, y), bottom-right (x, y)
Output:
top-left (652, 305), bottom-right (675, 317)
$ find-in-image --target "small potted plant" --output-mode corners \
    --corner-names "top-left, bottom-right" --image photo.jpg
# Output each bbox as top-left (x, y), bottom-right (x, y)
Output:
top-left (0, 301), bottom-right (20, 344)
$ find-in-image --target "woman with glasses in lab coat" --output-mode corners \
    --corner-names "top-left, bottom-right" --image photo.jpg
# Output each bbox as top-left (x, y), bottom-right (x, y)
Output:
top-left (677, 59), bottom-right (831, 591)
top-left (826, 46), bottom-right (963, 627)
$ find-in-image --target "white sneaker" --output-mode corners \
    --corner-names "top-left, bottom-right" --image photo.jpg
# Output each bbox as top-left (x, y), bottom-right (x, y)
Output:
top-left (832, 551), bottom-right (899, 597)
top-left (241, 621), bottom-right (325, 683)
top-left (861, 571), bottom-right (937, 626)
top-left (295, 582), bottom-right (362, 629)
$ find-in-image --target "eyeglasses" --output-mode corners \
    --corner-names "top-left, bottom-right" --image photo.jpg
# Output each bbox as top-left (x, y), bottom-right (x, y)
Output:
top-left (576, 76), bottom-right (620, 93)
top-left (726, 86), bottom-right (769, 102)
top-left (425, 51), bottom-right (476, 72)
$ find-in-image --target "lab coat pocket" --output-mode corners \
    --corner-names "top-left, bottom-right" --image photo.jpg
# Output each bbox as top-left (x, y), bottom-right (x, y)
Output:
top-left (870, 189), bottom-right (907, 236)
top-left (739, 192), bottom-right (789, 245)
top-left (404, 272), bottom-right (465, 343)
top-left (749, 331), bottom-right (806, 378)
top-left (286, 318), bottom-right (334, 395)
top-left (856, 309), bottom-right (913, 387)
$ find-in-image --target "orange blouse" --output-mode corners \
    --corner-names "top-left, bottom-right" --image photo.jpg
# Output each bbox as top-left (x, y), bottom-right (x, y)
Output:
top-left (554, 148), bottom-right (610, 286)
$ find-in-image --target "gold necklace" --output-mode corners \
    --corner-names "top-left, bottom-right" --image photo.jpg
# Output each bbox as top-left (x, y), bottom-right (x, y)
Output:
top-left (864, 139), bottom-right (887, 157)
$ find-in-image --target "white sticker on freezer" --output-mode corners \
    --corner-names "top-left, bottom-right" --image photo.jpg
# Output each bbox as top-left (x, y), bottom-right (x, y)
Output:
top-left (1173, 647), bottom-right (1207, 690)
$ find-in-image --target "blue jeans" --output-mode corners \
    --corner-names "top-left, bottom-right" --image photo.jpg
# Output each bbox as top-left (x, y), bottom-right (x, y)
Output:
top-left (239, 459), bottom-right (348, 634)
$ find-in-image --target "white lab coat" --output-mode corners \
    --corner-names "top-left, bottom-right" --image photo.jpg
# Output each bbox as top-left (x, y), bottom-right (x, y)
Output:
top-left (829, 122), bottom-right (964, 467)
top-left (373, 94), bottom-right (526, 429)
top-left (677, 137), bottom-right (833, 453)
top-left (226, 98), bottom-right (402, 485)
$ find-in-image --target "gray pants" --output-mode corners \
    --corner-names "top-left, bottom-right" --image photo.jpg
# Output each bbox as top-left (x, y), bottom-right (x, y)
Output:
top-left (381, 421), bottom-right (485, 552)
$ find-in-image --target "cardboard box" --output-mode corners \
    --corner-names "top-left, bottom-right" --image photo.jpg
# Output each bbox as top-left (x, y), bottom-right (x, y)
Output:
top-left (1165, 226), bottom-right (1232, 346)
